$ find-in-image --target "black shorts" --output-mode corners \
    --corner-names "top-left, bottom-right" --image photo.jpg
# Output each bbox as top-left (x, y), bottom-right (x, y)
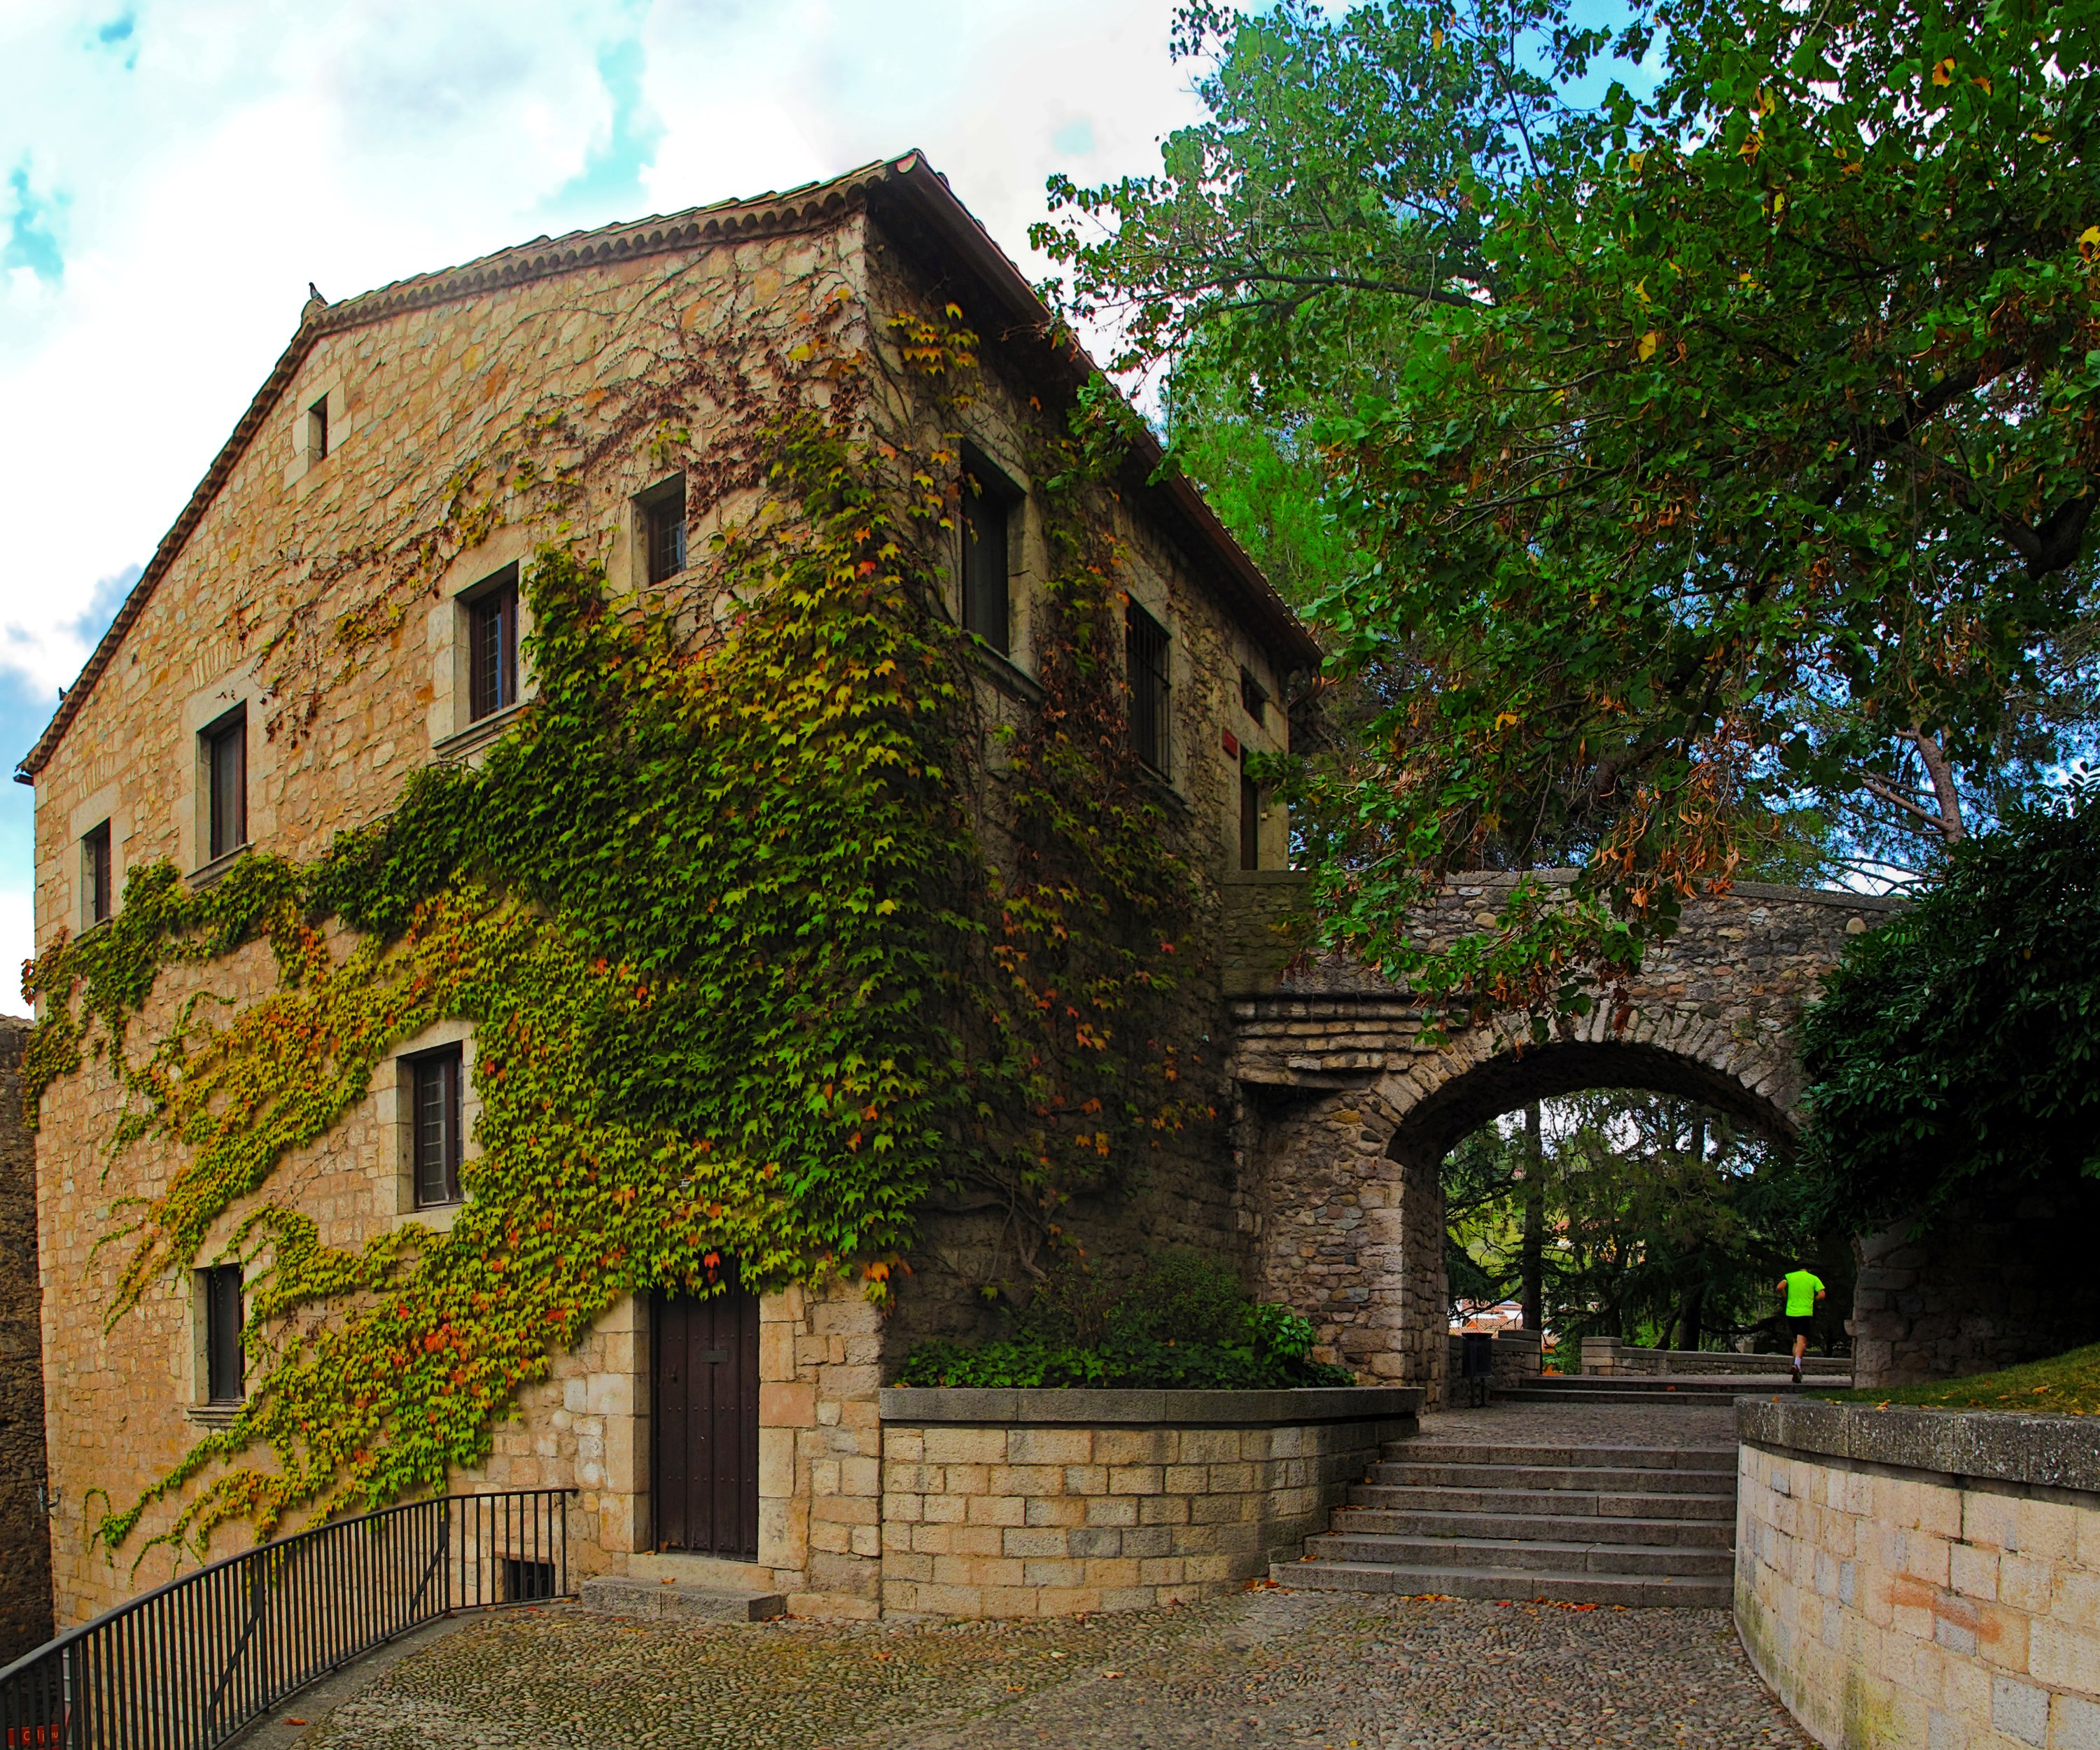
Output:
top-left (1786, 1315), bottom-right (1816, 1340)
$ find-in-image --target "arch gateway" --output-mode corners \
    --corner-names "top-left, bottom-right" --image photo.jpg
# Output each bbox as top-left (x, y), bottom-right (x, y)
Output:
top-left (1222, 869), bottom-right (1903, 1402)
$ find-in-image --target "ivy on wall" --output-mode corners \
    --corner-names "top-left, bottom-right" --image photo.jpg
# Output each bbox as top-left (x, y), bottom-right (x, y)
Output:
top-left (23, 307), bottom-right (1207, 1562)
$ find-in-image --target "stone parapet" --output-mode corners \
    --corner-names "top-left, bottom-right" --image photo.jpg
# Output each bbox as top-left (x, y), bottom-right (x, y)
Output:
top-left (1446, 1331), bottom-right (1544, 1384)
top-left (1736, 1399), bottom-right (2100, 1749)
top-left (878, 1387), bottom-right (1421, 1618)
top-left (1581, 1338), bottom-right (1848, 1379)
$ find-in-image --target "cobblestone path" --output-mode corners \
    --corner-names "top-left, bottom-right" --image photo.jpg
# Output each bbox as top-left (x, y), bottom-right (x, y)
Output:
top-left (286, 1586), bottom-right (1806, 1750)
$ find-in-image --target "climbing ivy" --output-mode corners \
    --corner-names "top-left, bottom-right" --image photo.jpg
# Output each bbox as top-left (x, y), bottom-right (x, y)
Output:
top-left (23, 308), bottom-right (1206, 1562)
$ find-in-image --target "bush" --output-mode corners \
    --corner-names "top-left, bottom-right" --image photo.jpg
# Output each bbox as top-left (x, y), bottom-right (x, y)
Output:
top-left (1799, 783), bottom-right (2100, 1231)
top-left (892, 1252), bottom-right (1356, 1389)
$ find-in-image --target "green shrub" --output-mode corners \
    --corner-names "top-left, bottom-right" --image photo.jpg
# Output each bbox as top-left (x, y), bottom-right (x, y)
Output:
top-left (892, 1252), bottom-right (1356, 1389)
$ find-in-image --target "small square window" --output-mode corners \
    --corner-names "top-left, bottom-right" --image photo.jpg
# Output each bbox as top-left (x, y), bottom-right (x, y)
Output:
top-left (202, 709), bottom-right (247, 862)
top-left (503, 1558), bottom-right (559, 1602)
top-left (467, 573), bottom-right (519, 723)
top-left (82, 820), bottom-right (112, 926)
top-left (1240, 666), bottom-right (1268, 726)
top-left (202, 1265), bottom-right (244, 1404)
top-left (411, 1046), bottom-right (464, 1208)
top-left (960, 455), bottom-right (1017, 657)
top-left (308, 394), bottom-right (330, 463)
top-left (641, 477), bottom-right (687, 584)
top-left (1126, 603), bottom-right (1170, 776)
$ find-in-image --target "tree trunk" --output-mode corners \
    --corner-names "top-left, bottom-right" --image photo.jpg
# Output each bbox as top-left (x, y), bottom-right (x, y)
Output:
top-left (1520, 1100), bottom-right (1545, 1332)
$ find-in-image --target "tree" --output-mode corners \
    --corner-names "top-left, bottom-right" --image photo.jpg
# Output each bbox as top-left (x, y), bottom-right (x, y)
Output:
top-left (1039, 0), bottom-right (2100, 1007)
top-left (1798, 781), bottom-right (2100, 1230)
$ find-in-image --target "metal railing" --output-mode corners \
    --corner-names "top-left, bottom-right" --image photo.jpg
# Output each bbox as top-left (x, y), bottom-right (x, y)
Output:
top-left (0, 1488), bottom-right (572, 1750)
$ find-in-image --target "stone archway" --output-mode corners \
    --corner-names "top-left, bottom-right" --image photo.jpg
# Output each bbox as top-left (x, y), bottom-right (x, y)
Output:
top-left (1223, 870), bottom-right (1899, 1400)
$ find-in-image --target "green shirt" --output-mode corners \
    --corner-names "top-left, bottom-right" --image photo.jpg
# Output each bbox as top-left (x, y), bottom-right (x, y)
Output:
top-left (1784, 1270), bottom-right (1826, 1317)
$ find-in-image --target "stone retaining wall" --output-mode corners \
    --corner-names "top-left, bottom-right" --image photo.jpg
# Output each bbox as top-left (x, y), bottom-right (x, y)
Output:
top-left (1583, 1338), bottom-right (1849, 1379)
top-left (1448, 1329), bottom-right (1546, 1384)
top-left (1737, 1397), bottom-right (2100, 1750)
top-left (878, 1387), bottom-right (1420, 1619)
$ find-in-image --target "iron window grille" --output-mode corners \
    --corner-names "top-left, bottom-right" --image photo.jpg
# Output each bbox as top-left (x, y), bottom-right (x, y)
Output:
top-left (204, 710), bottom-right (246, 862)
top-left (83, 820), bottom-right (112, 925)
top-left (467, 573), bottom-right (519, 723)
top-left (1126, 602), bottom-right (1170, 776)
top-left (643, 477), bottom-right (688, 584)
top-left (960, 455), bottom-right (1016, 657)
top-left (411, 1046), bottom-right (464, 1208)
top-left (202, 1266), bottom-right (244, 1404)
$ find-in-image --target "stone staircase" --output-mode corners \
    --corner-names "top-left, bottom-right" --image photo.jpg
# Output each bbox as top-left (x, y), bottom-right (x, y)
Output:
top-left (1497, 1369), bottom-right (1848, 1407)
top-left (1275, 1431), bottom-right (1740, 1606)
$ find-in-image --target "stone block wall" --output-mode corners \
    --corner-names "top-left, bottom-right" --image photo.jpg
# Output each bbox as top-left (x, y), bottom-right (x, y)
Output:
top-left (877, 1387), bottom-right (1419, 1618)
top-left (1581, 1338), bottom-right (1849, 1378)
top-left (1737, 1397), bottom-right (2100, 1750)
top-left (1851, 1180), bottom-right (2100, 1390)
top-left (0, 1018), bottom-right (54, 1664)
top-left (1448, 1329), bottom-right (1545, 1384)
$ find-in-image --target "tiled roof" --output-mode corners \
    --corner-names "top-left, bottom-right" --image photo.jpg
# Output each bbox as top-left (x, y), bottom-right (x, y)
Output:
top-left (17, 152), bottom-right (1316, 782)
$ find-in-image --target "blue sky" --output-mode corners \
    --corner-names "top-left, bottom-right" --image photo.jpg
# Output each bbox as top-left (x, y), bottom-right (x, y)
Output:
top-left (0, 0), bottom-right (1212, 1010)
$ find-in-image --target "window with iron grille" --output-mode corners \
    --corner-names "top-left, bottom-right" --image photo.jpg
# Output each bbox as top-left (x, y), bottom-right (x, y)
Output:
top-left (411, 1046), bottom-right (464, 1208)
top-left (503, 1558), bottom-right (558, 1602)
top-left (1240, 665), bottom-right (1268, 726)
top-left (202, 1266), bottom-right (244, 1404)
top-left (642, 476), bottom-right (688, 583)
top-left (1126, 602), bottom-right (1170, 776)
top-left (467, 573), bottom-right (519, 723)
top-left (1240, 758), bottom-right (1261, 872)
top-left (960, 456), bottom-right (1014, 656)
top-left (203, 708), bottom-right (246, 862)
top-left (83, 820), bottom-right (112, 925)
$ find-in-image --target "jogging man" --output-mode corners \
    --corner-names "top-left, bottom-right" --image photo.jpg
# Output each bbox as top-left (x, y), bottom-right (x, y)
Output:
top-left (1778, 1265), bottom-right (1826, 1383)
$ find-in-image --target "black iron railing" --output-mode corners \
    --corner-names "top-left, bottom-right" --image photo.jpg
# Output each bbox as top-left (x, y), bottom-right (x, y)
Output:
top-left (0, 1488), bottom-right (572, 1750)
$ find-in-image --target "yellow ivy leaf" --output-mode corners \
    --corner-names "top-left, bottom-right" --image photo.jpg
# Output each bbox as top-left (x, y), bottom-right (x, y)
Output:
top-left (1637, 330), bottom-right (1661, 362)
top-left (2080, 226), bottom-right (2100, 262)
top-left (1430, 24), bottom-right (1443, 48)
top-left (1931, 57), bottom-right (1955, 86)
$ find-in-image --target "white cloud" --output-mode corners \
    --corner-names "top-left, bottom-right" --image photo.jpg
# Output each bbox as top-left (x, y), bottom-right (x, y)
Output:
top-left (0, 0), bottom-right (1203, 1010)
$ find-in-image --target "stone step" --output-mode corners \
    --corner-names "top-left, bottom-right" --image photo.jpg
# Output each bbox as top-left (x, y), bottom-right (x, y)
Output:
top-left (1302, 1530), bottom-right (1734, 1578)
top-left (1504, 1376), bottom-right (1850, 1397)
top-left (578, 1576), bottom-right (788, 1622)
top-left (1496, 1386), bottom-right (1769, 1406)
top-left (1371, 1462), bottom-right (1736, 1495)
top-left (1334, 1507), bottom-right (1736, 1548)
top-left (1350, 1483), bottom-right (1737, 1521)
top-left (1270, 1559), bottom-right (1734, 1610)
top-left (1380, 1442), bottom-right (1737, 1473)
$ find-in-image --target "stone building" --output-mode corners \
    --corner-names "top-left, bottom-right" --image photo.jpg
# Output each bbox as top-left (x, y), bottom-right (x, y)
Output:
top-left (0, 1016), bottom-right (54, 1662)
top-left (15, 153), bottom-right (1320, 1628)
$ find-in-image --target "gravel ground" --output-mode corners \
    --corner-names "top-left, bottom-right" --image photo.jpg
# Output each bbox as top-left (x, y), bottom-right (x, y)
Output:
top-left (284, 1587), bottom-right (1807, 1750)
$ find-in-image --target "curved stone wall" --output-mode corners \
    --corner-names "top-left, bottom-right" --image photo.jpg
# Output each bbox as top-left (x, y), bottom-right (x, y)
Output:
top-left (1737, 1397), bottom-right (2100, 1750)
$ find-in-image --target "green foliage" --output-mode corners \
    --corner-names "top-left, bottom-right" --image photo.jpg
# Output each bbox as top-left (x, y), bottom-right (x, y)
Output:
top-left (1443, 1092), bottom-right (1849, 1350)
top-left (22, 314), bottom-right (1205, 1562)
top-left (1037, 0), bottom-right (2100, 1007)
top-left (892, 1252), bottom-right (1352, 1389)
top-left (1799, 783), bottom-right (2100, 1231)
top-left (1816, 1340), bottom-right (2100, 1416)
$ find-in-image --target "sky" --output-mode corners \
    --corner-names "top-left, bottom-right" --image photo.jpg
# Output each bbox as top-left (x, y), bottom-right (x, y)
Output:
top-left (0, 0), bottom-right (1213, 1014)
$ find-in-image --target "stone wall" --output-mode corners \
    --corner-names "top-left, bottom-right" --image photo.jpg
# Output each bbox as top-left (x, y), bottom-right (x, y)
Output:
top-left (1737, 1397), bottom-right (2100, 1750)
top-left (0, 1017), bottom-right (53, 1663)
top-left (1448, 1329), bottom-right (1545, 1385)
top-left (1581, 1338), bottom-right (1849, 1379)
top-left (877, 1387), bottom-right (1420, 1618)
top-left (1851, 1180), bottom-right (2100, 1391)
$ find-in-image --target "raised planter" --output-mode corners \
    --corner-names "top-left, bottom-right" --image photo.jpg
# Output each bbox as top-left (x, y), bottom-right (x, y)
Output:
top-left (1736, 1396), bottom-right (2100, 1749)
top-left (878, 1385), bottom-right (1422, 1618)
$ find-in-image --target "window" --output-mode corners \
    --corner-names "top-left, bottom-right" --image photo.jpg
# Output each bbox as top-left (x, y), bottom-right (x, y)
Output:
top-left (411, 1046), bottom-right (464, 1208)
top-left (642, 477), bottom-right (687, 584)
top-left (82, 820), bottom-right (112, 926)
top-left (1126, 602), bottom-right (1170, 776)
top-left (467, 572), bottom-right (519, 722)
top-left (1240, 757), bottom-right (1261, 872)
top-left (202, 1266), bottom-right (244, 1404)
top-left (203, 709), bottom-right (246, 862)
top-left (1240, 666), bottom-right (1268, 727)
top-left (308, 393), bottom-right (330, 463)
top-left (503, 1558), bottom-right (559, 1602)
top-left (960, 457), bottom-right (1014, 657)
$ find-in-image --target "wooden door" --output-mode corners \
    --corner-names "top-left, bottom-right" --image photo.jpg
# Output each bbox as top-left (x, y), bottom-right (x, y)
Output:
top-left (650, 1281), bottom-right (760, 1559)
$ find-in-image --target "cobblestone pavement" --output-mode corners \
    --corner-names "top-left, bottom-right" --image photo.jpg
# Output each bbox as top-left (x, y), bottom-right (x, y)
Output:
top-left (287, 1586), bottom-right (1806, 1750)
